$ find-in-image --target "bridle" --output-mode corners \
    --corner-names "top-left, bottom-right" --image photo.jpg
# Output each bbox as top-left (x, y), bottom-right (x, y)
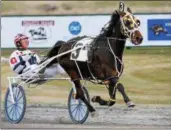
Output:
top-left (120, 12), bottom-right (140, 40)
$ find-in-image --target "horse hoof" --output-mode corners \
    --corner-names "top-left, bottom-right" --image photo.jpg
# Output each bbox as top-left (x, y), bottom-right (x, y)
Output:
top-left (91, 96), bottom-right (101, 103)
top-left (126, 101), bottom-right (135, 108)
top-left (90, 111), bottom-right (98, 117)
top-left (108, 101), bottom-right (115, 107)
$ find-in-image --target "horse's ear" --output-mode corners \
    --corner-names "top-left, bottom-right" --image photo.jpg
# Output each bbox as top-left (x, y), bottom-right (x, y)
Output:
top-left (119, 2), bottom-right (125, 12)
top-left (117, 2), bottom-right (127, 17)
top-left (127, 7), bottom-right (132, 14)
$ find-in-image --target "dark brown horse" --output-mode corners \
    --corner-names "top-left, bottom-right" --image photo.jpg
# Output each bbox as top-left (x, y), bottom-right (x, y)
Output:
top-left (46, 3), bottom-right (143, 114)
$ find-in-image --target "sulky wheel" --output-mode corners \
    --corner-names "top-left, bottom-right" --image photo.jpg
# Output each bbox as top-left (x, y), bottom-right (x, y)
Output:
top-left (68, 86), bottom-right (90, 124)
top-left (4, 83), bottom-right (26, 124)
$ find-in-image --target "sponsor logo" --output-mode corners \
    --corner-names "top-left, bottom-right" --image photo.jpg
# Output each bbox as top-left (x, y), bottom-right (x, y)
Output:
top-left (10, 57), bottom-right (17, 64)
top-left (22, 20), bottom-right (54, 43)
top-left (68, 21), bottom-right (81, 35)
top-left (148, 19), bottom-right (171, 40)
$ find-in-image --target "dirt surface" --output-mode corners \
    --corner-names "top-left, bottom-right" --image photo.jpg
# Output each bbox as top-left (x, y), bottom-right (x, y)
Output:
top-left (1, 104), bottom-right (171, 129)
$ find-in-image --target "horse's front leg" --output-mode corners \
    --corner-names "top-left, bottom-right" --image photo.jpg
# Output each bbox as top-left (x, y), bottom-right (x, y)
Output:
top-left (117, 82), bottom-right (135, 107)
top-left (91, 78), bottom-right (117, 106)
top-left (92, 78), bottom-right (135, 107)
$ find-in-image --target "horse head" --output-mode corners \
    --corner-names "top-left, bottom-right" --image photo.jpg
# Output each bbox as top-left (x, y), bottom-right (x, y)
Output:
top-left (117, 2), bottom-right (143, 45)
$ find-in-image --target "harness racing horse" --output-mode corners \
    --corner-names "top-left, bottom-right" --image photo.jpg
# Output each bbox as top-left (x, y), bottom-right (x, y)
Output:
top-left (46, 3), bottom-right (143, 114)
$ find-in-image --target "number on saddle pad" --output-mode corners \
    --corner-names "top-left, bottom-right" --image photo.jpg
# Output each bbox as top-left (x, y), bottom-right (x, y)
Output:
top-left (70, 38), bottom-right (93, 62)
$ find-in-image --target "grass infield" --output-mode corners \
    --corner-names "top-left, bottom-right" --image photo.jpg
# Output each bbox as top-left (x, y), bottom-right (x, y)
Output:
top-left (1, 47), bottom-right (171, 105)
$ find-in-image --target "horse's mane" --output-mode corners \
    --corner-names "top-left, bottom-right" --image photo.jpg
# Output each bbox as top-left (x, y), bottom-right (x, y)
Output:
top-left (98, 11), bottom-right (120, 37)
top-left (67, 35), bottom-right (87, 43)
top-left (65, 11), bottom-right (120, 45)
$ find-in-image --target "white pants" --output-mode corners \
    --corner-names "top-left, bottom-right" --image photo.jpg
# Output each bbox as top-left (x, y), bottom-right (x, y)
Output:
top-left (23, 64), bottom-right (66, 79)
top-left (44, 64), bottom-right (66, 78)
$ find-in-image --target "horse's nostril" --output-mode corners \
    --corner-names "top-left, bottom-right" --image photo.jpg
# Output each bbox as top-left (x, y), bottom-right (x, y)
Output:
top-left (139, 37), bottom-right (143, 42)
top-left (136, 37), bottom-right (143, 43)
top-left (136, 37), bottom-right (139, 41)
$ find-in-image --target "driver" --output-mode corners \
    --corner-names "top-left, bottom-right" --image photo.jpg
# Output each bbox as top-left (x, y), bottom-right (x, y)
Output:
top-left (9, 33), bottom-right (65, 79)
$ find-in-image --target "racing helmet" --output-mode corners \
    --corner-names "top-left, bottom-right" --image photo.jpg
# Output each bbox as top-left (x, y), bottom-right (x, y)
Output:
top-left (14, 33), bottom-right (29, 49)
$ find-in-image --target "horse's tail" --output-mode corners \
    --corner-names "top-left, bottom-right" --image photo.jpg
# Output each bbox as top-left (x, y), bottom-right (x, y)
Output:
top-left (47, 40), bottom-right (65, 58)
top-left (46, 40), bottom-right (65, 66)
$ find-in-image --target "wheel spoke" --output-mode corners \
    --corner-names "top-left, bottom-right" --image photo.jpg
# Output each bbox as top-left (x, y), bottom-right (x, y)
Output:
top-left (77, 106), bottom-right (80, 121)
top-left (74, 106), bottom-right (78, 121)
top-left (15, 105), bottom-right (19, 120)
top-left (14, 106), bottom-right (17, 120)
top-left (7, 100), bottom-right (13, 103)
top-left (6, 104), bottom-right (14, 109)
top-left (15, 106), bottom-right (20, 119)
top-left (79, 107), bottom-right (84, 119)
top-left (16, 94), bottom-right (23, 102)
top-left (16, 104), bottom-right (23, 110)
top-left (12, 106), bottom-right (15, 120)
top-left (17, 102), bottom-right (24, 104)
top-left (71, 105), bottom-right (78, 113)
top-left (80, 105), bottom-right (86, 114)
top-left (5, 85), bottom-right (25, 123)
top-left (78, 106), bottom-right (81, 121)
top-left (81, 102), bottom-right (86, 107)
top-left (69, 88), bottom-right (89, 123)
top-left (8, 106), bottom-right (14, 116)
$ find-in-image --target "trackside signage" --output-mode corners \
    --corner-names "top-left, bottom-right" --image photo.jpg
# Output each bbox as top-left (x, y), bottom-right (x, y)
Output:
top-left (22, 20), bottom-right (54, 44)
top-left (1, 14), bottom-right (171, 48)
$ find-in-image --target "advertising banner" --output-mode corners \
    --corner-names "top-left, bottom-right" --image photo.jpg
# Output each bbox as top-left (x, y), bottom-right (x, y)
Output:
top-left (1, 15), bottom-right (110, 48)
top-left (1, 14), bottom-right (171, 48)
top-left (148, 19), bottom-right (171, 41)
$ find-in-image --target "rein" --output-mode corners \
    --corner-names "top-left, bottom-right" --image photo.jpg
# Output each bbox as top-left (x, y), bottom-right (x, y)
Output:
top-left (107, 38), bottom-right (124, 78)
top-left (89, 36), bottom-right (125, 79)
top-left (80, 36), bottom-right (125, 83)
top-left (61, 36), bottom-right (127, 84)
top-left (85, 36), bottom-right (126, 42)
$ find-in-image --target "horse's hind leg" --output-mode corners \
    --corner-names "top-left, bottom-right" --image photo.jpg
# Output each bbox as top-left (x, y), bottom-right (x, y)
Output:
top-left (73, 80), bottom-right (96, 113)
top-left (61, 67), bottom-right (96, 112)
top-left (58, 50), bottom-right (96, 113)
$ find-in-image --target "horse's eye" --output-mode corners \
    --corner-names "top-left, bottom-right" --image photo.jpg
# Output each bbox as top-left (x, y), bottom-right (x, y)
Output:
top-left (125, 20), bottom-right (131, 26)
top-left (136, 19), bottom-right (140, 26)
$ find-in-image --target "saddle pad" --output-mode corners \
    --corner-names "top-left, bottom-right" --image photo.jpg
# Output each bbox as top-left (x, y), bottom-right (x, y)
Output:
top-left (70, 38), bottom-right (93, 62)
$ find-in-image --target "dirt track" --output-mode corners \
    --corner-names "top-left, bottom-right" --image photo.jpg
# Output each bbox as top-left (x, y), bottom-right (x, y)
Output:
top-left (1, 104), bottom-right (171, 129)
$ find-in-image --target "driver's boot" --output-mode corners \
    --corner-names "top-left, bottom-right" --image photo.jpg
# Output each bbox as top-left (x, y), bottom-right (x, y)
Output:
top-left (38, 68), bottom-right (46, 79)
